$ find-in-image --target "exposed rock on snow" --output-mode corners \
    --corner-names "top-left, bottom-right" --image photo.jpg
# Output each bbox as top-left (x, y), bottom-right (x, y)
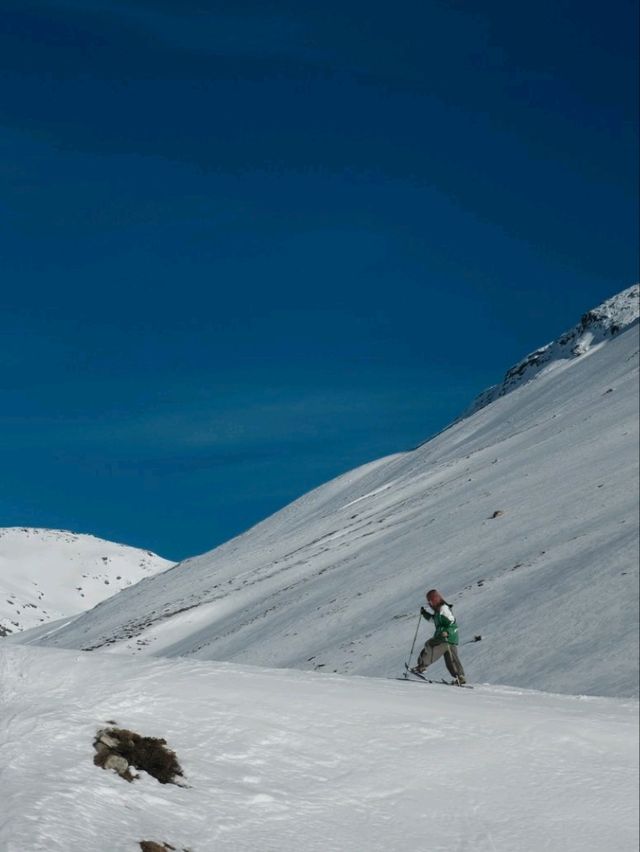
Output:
top-left (92, 726), bottom-right (183, 786)
top-left (102, 754), bottom-right (130, 778)
top-left (97, 732), bottom-right (120, 750)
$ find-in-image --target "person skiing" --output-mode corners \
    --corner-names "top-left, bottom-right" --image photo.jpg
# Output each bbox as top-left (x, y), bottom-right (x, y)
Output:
top-left (412, 589), bottom-right (466, 684)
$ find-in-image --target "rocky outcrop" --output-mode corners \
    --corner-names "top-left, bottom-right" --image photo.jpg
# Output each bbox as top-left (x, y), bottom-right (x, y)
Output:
top-left (92, 726), bottom-right (184, 785)
top-left (461, 284), bottom-right (639, 418)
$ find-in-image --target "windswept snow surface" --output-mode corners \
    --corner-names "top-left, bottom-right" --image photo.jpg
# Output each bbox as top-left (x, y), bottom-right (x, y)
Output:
top-left (0, 528), bottom-right (172, 637)
top-left (1, 645), bottom-right (638, 852)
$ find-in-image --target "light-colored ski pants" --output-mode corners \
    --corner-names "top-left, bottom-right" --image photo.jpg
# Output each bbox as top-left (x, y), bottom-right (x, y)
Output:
top-left (417, 639), bottom-right (466, 680)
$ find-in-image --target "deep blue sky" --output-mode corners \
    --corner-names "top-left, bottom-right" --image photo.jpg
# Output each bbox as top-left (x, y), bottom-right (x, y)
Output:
top-left (1, 1), bottom-right (638, 560)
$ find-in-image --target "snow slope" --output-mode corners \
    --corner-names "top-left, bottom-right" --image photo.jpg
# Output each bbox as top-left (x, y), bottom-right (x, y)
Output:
top-left (1, 644), bottom-right (637, 852)
top-left (15, 287), bottom-right (640, 698)
top-left (0, 528), bottom-right (172, 637)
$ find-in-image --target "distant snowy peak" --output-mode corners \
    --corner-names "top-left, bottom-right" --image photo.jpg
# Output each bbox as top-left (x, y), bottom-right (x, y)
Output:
top-left (0, 528), bottom-right (173, 636)
top-left (464, 284), bottom-right (639, 417)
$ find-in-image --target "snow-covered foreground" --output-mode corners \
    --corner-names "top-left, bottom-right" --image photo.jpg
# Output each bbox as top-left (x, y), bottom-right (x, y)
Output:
top-left (1, 645), bottom-right (638, 852)
top-left (0, 528), bottom-right (172, 636)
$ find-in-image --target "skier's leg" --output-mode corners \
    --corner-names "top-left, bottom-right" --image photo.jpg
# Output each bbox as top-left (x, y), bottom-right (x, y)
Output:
top-left (443, 649), bottom-right (457, 678)
top-left (416, 639), bottom-right (448, 672)
top-left (445, 646), bottom-right (466, 683)
top-left (450, 646), bottom-right (466, 680)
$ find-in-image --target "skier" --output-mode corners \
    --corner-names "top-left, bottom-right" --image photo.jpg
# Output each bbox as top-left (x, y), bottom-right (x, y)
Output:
top-left (412, 589), bottom-right (466, 684)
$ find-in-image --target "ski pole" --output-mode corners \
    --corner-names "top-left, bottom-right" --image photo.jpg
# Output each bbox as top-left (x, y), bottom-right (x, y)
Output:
top-left (461, 635), bottom-right (482, 645)
top-left (404, 611), bottom-right (423, 677)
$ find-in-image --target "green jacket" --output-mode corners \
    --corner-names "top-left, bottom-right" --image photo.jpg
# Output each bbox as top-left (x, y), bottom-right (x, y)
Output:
top-left (424, 604), bottom-right (459, 645)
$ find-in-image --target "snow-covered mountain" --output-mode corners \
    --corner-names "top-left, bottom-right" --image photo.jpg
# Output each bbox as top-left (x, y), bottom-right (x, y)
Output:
top-left (0, 528), bottom-right (173, 637)
top-left (4, 289), bottom-right (639, 852)
top-left (15, 287), bottom-right (640, 698)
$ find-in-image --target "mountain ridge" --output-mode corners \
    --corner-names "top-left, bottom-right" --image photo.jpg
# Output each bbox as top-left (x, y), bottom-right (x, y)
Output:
top-left (461, 284), bottom-right (639, 418)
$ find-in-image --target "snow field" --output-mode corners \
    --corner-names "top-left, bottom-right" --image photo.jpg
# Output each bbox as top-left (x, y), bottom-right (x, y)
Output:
top-left (1, 645), bottom-right (638, 852)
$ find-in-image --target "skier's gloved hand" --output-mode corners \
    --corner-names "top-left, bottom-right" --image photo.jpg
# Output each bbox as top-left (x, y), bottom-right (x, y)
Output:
top-left (420, 607), bottom-right (432, 619)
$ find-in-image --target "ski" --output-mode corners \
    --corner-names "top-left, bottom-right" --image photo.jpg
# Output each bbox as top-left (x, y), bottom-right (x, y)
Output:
top-left (403, 663), bottom-right (427, 680)
top-left (397, 676), bottom-right (474, 689)
top-left (440, 678), bottom-right (474, 689)
top-left (399, 667), bottom-right (474, 688)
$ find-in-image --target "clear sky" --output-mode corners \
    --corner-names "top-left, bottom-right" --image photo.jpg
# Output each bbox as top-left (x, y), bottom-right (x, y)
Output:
top-left (1, 0), bottom-right (638, 561)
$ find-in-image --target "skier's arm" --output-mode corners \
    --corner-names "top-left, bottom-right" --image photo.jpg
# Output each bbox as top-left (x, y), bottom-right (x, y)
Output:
top-left (420, 606), bottom-right (433, 620)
